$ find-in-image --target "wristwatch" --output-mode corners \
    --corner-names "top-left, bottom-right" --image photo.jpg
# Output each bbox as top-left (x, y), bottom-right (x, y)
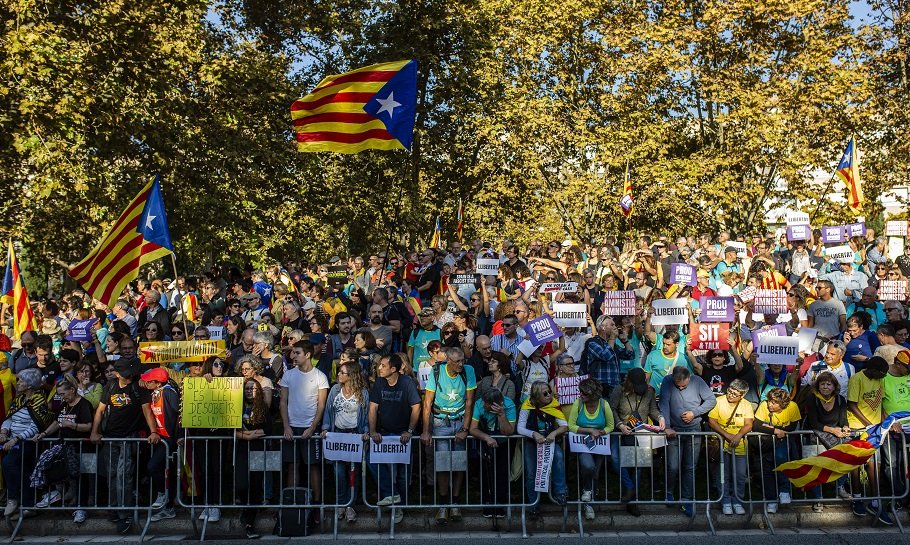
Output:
top-left (406, 428), bottom-right (414, 434)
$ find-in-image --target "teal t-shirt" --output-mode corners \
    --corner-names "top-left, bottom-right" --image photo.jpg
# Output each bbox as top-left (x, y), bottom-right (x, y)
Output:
top-left (619, 331), bottom-right (641, 373)
top-left (471, 396), bottom-right (517, 432)
top-left (645, 349), bottom-right (690, 394)
top-left (426, 363), bottom-right (477, 416)
top-left (408, 328), bottom-right (441, 369)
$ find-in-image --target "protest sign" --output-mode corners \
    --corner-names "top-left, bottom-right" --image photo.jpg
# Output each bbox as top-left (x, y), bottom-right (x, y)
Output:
top-left (524, 315), bottom-right (563, 347)
top-left (879, 280), bottom-right (908, 302)
top-left (889, 237), bottom-right (905, 262)
top-left (601, 291), bottom-right (637, 316)
top-left (182, 377), bottom-right (243, 428)
top-left (798, 327), bottom-right (818, 354)
top-left (449, 273), bottom-right (481, 286)
top-left (825, 245), bottom-right (854, 263)
top-left (539, 282), bottom-right (578, 293)
top-left (417, 366), bottom-right (432, 389)
top-left (65, 318), bottom-right (97, 342)
top-left (821, 226), bottom-right (845, 244)
top-left (326, 265), bottom-right (348, 289)
top-left (475, 259), bottom-right (500, 275)
top-left (727, 241), bottom-right (748, 258)
top-left (736, 286), bottom-right (757, 304)
top-left (752, 323), bottom-right (787, 349)
top-left (517, 339), bottom-right (538, 358)
top-left (552, 303), bottom-right (587, 327)
top-left (370, 437), bottom-right (411, 465)
top-left (138, 340), bottom-right (227, 364)
top-left (568, 432), bottom-right (611, 455)
top-left (650, 298), bottom-right (689, 326)
top-left (555, 374), bottom-right (587, 406)
top-left (846, 222), bottom-right (866, 237)
top-left (786, 211), bottom-right (810, 226)
top-left (534, 442), bottom-right (555, 492)
top-left (786, 224), bottom-right (810, 241)
top-left (886, 220), bottom-right (909, 237)
top-left (753, 290), bottom-right (788, 314)
top-left (756, 336), bottom-right (800, 365)
top-left (688, 322), bottom-right (730, 351)
top-left (322, 432), bottom-right (364, 463)
top-left (207, 326), bottom-right (224, 341)
top-left (669, 263), bottom-right (696, 286)
top-left (701, 296), bottom-right (734, 322)
top-left (636, 433), bottom-right (668, 449)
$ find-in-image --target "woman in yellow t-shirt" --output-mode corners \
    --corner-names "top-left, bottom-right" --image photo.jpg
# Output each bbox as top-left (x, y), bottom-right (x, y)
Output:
top-left (752, 387), bottom-right (801, 512)
top-left (707, 379), bottom-right (753, 515)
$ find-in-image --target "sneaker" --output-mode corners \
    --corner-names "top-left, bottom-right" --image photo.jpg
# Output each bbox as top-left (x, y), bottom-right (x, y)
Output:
top-left (3, 499), bottom-right (18, 516)
top-left (336, 508), bottom-right (346, 520)
top-left (722, 503), bottom-right (734, 516)
top-left (377, 495), bottom-right (401, 506)
top-left (245, 524), bottom-right (261, 539)
top-left (683, 503), bottom-right (695, 518)
top-left (449, 507), bottom-right (462, 521)
top-left (435, 507), bottom-right (448, 524)
top-left (36, 490), bottom-right (62, 508)
top-left (117, 517), bottom-right (132, 535)
top-left (152, 491), bottom-right (169, 510)
top-left (578, 503), bottom-right (591, 520)
top-left (552, 493), bottom-right (567, 506)
top-left (581, 490), bottom-right (593, 503)
top-left (198, 508), bottom-right (209, 520)
top-left (393, 509), bottom-right (404, 524)
top-left (767, 503), bottom-right (778, 514)
top-left (812, 503), bottom-right (824, 513)
top-left (208, 507), bottom-right (221, 523)
top-left (150, 508), bottom-right (176, 522)
top-left (778, 492), bottom-right (792, 505)
top-left (837, 486), bottom-right (852, 500)
top-left (734, 504), bottom-right (746, 515)
top-left (345, 507), bottom-right (356, 523)
top-left (853, 501), bottom-right (867, 516)
top-left (73, 510), bottom-right (87, 524)
top-left (626, 503), bottom-right (641, 517)
top-left (878, 510), bottom-right (895, 526)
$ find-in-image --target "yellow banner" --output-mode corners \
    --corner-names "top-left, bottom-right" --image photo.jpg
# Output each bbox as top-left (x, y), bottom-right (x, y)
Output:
top-left (138, 340), bottom-right (227, 364)
top-left (181, 377), bottom-right (244, 428)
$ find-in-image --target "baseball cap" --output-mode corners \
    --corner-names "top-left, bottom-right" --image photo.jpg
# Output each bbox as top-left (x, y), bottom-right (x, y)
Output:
top-left (897, 350), bottom-right (910, 367)
top-left (696, 268), bottom-right (711, 279)
top-left (302, 300), bottom-right (316, 311)
top-left (627, 367), bottom-right (648, 396)
top-left (140, 367), bottom-right (169, 383)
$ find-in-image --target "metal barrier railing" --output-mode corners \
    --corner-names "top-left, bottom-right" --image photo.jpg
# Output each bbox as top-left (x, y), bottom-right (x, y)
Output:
top-left (8, 437), bottom-right (170, 543)
top-left (175, 434), bottom-right (355, 540)
top-left (561, 430), bottom-right (726, 536)
top-left (735, 429), bottom-right (909, 533)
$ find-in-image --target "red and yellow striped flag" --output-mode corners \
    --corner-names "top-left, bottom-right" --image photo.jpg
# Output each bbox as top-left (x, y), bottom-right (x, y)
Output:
top-left (291, 60), bottom-right (417, 154)
top-left (836, 136), bottom-right (863, 211)
top-left (619, 163), bottom-right (633, 218)
top-left (775, 439), bottom-right (875, 489)
top-left (69, 178), bottom-right (174, 308)
top-left (1, 241), bottom-right (38, 339)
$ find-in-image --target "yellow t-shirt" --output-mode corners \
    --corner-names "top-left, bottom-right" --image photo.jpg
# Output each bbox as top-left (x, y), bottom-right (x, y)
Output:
top-left (755, 400), bottom-right (801, 428)
top-left (708, 396), bottom-right (754, 454)
top-left (847, 372), bottom-right (884, 429)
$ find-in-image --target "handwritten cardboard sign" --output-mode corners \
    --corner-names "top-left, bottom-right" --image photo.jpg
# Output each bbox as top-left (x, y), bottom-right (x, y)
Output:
top-left (181, 377), bottom-right (243, 428)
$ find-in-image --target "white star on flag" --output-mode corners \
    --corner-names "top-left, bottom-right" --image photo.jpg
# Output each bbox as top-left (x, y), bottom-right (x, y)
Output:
top-left (146, 214), bottom-right (156, 230)
top-left (375, 92), bottom-right (401, 118)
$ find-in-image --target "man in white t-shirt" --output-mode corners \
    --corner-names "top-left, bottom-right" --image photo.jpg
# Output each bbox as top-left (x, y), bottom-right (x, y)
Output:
top-left (800, 340), bottom-right (855, 398)
top-left (280, 340), bottom-right (329, 500)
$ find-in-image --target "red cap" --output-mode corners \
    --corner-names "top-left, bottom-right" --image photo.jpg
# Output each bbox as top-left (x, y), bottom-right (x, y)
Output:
top-left (140, 367), bottom-right (169, 384)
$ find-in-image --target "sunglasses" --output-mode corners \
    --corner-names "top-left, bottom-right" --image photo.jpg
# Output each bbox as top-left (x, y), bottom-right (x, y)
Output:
top-left (171, 330), bottom-right (183, 335)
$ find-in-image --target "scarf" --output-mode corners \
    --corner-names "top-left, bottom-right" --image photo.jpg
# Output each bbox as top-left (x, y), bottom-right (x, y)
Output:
top-left (814, 391), bottom-right (835, 404)
top-left (764, 368), bottom-right (788, 388)
top-left (521, 397), bottom-right (565, 420)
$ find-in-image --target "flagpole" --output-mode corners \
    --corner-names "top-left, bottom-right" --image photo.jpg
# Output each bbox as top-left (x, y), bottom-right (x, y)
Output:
top-left (170, 253), bottom-right (189, 339)
top-left (810, 170), bottom-right (838, 224)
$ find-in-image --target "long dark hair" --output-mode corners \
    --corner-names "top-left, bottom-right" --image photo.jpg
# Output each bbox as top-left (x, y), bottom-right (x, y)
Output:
top-left (244, 379), bottom-right (268, 427)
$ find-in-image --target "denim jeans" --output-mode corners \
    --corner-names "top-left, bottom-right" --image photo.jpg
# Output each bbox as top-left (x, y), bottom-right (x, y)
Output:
top-left (100, 441), bottom-right (136, 519)
top-left (722, 451), bottom-right (748, 506)
top-left (2, 441), bottom-right (37, 507)
top-left (666, 431), bottom-right (702, 501)
top-left (880, 431), bottom-right (906, 500)
top-left (333, 460), bottom-right (360, 506)
top-left (758, 435), bottom-right (794, 500)
top-left (577, 452), bottom-right (606, 494)
top-left (523, 441), bottom-right (567, 503)
top-left (368, 457), bottom-right (409, 503)
top-left (609, 434), bottom-right (640, 494)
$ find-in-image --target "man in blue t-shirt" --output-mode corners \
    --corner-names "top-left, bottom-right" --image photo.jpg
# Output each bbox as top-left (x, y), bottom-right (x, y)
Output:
top-left (421, 347), bottom-right (476, 524)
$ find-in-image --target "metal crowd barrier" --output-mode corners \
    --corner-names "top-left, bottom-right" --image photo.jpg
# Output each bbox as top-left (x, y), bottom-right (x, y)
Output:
top-left (735, 429), bottom-right (909, 533)
top-left (8, 437), bottom-right (169, 543)
top-left (560, 430), bottom-right (725, 535)
top-left (361, 434), bottom-right (534, 538)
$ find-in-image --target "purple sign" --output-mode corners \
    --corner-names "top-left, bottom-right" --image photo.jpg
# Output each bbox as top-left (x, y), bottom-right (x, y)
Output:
top-left (524, 315), bottom-right (564, 347)
top-left (820, 225), bottom-right (845, 244)
top-left (786, 224), bottom-right (810, 241)
top-left (65, 318), bottom-right (98, 342)
top-left (752, 323), bottom-right (787, 349)
top-left (669, 262), bottom-right (697, 287)
top-left (701, 297), bottom-right (735, 322)
top-left (846, 222), bottom-right (866, 237)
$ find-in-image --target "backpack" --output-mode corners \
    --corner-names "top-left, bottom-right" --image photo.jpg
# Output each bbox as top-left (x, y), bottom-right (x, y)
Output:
top-left (273, 487), bottom-right (316, 537)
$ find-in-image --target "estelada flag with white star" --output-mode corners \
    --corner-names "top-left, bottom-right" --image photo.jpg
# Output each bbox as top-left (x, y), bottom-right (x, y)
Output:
top-left (69, 175), bottom-right (174, 308)
top-left (291, 60), bottom-right (418, 153)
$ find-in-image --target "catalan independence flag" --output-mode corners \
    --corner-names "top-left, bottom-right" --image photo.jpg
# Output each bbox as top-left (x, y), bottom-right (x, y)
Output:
top-left (291, 60), bottom-right (418, 154)
top-left (2, 241), bottom-right (39, 339)
top-left (620, 163), bottom-right (633, 218)
top-left (429, 216), bottom-right (441, 249)
top-left (69, 176), bottom-right (174, 308)
top-left (455, 198), bottom-right (464, 244)
top-left (776, 411), bottom-right (910, 489)
top-left (836, 136), bottom-right (863, 211)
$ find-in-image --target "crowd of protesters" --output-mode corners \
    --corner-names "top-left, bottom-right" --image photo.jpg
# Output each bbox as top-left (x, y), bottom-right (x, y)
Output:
top-left (0, 228), bottom-right (909, 536)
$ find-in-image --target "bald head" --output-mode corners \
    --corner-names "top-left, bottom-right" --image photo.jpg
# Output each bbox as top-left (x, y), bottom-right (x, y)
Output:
top-left (475, 335), bottom-right (492, 356)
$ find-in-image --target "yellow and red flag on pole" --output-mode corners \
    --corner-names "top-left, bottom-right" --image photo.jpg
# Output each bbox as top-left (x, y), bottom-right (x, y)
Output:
top-left (836, 136), bottom-right (863, 211)
top-left (2, 241), bottom-right (39, 339)
top-left (68, 176), bottom-right (174, 309)
top-left (619, 162), bottom-right (633, 219)
top-left (429, 216), bottom-right (441, 249)
top-left (455, 198), bottom-right (463, 244)
top-left (291, 60), bottom-right (418, 154)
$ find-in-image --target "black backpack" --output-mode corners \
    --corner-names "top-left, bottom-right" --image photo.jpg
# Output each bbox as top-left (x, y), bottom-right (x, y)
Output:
top-left (273, 487), bottom-right (316, 537)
